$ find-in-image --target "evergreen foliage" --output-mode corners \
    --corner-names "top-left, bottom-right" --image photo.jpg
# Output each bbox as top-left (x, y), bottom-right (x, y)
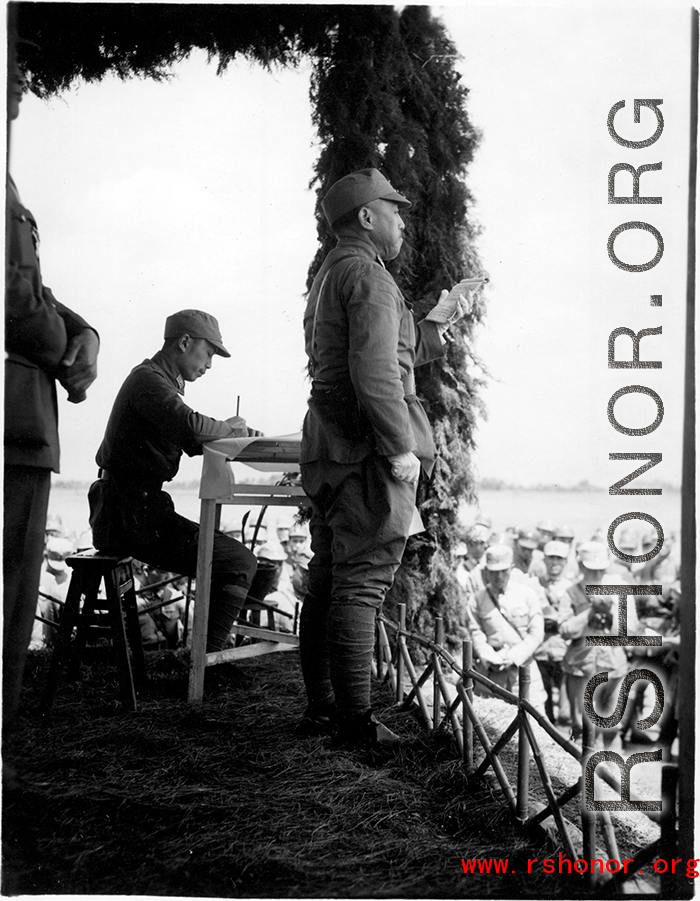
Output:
top-left (13, 2), bottom-right (486, 645)
top-left (309, 6), bottom-right (486, 643)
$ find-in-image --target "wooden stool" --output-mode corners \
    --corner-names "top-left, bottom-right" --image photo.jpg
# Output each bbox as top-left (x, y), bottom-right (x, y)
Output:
top-left (42, 551), bottom-right (147, 712)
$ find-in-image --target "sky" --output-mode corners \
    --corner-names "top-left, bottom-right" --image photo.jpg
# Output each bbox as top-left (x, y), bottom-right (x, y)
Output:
top-left (8, 1), bottom-right (693, 502)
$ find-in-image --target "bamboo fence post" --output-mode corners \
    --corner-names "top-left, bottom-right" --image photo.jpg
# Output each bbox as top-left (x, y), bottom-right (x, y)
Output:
top-left (433, 616), bottom-right (444, 730)
top-left (462, 639), bottom-right (474, 771)
top-left (660, 764), bottom-right (679, 899)
top-left (516, 664), bottom-right (531, 822)
top-left (376, 619), bottom-right (397, 693)
top-left (434, 661), bottom-right (463, 754)
top-left (396, 604), bottom-right (406, 705)
top-left (400, 646), bottom-right (433, 727)
top-left (521, 715), bottom-right (578, 861)
top-left (581, 713), bottom-right (597, 889)
top-left (457, 682), bottom-right (517, 812)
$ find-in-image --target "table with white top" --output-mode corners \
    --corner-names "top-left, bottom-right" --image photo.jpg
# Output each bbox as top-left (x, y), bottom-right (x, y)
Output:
top-left (187, 433), bottom-right (308, 702)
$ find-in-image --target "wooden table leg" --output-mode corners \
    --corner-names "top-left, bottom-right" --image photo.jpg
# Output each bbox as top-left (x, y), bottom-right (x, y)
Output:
top-left (188, 498), bottom-right (217, 702)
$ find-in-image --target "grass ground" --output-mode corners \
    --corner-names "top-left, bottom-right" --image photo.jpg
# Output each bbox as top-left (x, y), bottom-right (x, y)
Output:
top-left (2, 647), bottom-right (610, 897)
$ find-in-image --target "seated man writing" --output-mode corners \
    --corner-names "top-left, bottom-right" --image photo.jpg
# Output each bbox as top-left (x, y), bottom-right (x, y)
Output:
top-left (88, 309), bottom-right (257, 652)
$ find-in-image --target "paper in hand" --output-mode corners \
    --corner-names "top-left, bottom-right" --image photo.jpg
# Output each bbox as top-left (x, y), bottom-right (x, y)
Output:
top-left (424, 276), bottom-right (488, 325)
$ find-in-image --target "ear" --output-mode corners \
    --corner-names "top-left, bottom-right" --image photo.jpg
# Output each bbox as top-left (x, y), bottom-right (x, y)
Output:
top-left (177, 334), bottom-right (191, 352)
top-left (357, 206), bottom-right (373, 231)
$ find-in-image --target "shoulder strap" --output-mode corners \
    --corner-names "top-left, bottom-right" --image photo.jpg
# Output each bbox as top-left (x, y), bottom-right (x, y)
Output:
top-left (488, 589), bottom-right (526, 642)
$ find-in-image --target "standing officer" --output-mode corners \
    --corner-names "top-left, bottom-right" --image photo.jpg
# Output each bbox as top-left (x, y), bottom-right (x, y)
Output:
top-left (88, 310), bottom-right (257, 653)
top-left (298, 167), bottom-right (478, 746)
top-left (4, 28), bottom-right (99, 742)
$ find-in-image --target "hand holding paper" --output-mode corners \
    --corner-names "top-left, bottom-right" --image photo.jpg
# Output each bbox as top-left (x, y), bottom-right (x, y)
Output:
top-left (425, 276), bottom-right (488, 327)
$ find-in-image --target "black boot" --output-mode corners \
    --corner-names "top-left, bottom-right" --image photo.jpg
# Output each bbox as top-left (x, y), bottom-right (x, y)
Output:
top-left (331, 709), bottom-right (401, 748)
top-left (294, 701), bottom-right (338, 737)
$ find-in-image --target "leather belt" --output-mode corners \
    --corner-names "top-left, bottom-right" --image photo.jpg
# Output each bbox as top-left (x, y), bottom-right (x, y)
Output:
top-left (312, 373), bottom-right (416, 397)
top-left (98, 469), bottom-right (161, 491)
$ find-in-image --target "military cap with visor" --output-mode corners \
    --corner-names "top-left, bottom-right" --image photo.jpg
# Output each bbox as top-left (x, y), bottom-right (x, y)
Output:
top-left (322, 168), bottom-right (411, 228)
top-left (485, 544), bottom-right (513, 571)
top-left (164, 309), bottom-right (230, 358)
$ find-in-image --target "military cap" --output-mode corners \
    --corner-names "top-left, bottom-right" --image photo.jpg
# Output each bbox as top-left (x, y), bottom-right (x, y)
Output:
top-left (543, 540), bottom-right (570, 559)
top-left (255, 542), bottom-right (287, 562)
top-left (516, 529), bottom-right (538, 550)
top-left (485, 544), bottom-right (513, 571)
top-left (164, 309), bottom-right (230, 358)
top-left (322, 168), bottom-right (411, 227)
top-left (577, 541), bottom-right (609, 570)
top-left (466, 524), bottom-right (490, 544)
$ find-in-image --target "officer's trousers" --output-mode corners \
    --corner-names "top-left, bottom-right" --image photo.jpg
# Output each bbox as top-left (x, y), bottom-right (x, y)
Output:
top-left (299, 454), bottom-right (416, 716)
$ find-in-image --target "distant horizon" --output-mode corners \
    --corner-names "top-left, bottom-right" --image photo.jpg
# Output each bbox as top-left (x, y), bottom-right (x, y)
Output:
top-left (51, 476), bottom-right (682, 494)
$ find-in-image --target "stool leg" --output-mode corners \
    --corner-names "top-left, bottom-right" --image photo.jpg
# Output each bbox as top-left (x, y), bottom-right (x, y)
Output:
top-left (105, 569), bottom-right (138, 712)
top-left (42, 575), bottom-right (85, 712)
top-left (66, 566), bottom-right (103, 680)
top-left (121, 580), bottom-right (147, 688)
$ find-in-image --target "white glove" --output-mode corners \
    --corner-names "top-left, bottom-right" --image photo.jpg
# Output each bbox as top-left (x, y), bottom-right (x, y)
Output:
top-left (225, 415), bottom-right (248, 437)
top-left (388, 451), bottom-right (421, 483)
top-left (424, 277), bottom-right (487, 327)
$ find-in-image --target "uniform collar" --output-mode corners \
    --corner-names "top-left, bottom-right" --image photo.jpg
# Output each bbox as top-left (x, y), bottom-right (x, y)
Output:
top-left (151, 350), bottom-right (186, 396)
top-left (334, 232), bottom-right (383, 265)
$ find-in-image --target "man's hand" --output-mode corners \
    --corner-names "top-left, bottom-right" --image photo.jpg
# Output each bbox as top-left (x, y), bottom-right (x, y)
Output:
top-left (59, 328), bottom-right (99, 403)
top-left (425, 278), bottom-right (485, 330)
top-left (247, 427), bottom-right (264, 437)
top-left (225, 415), bottom-right (248, 437)
top-left (497, 650), bottom-right (515, 670)
top-left (387, 451), bottom-right (420, 483)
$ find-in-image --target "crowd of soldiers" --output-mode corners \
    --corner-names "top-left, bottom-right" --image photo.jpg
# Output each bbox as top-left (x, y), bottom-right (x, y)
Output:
top-left (30, 507), bottom-right (681, 759)
top-left (455, 517), bottom-right (681, 758)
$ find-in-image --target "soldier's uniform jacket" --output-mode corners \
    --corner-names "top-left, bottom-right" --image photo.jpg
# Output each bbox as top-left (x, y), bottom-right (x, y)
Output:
top-left (467, 581), bottom-right (545, 669)
top-left (300, 233), bottom-right (443, 473)
top-left (559, 577), bottom-right (640, 678)
top-left (5, 177), bottom-right (93, 471)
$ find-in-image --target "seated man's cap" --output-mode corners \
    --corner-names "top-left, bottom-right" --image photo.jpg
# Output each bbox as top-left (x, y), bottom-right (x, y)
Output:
top-left (485, 544), bottom-right (513, 571)
top-left (516, 529), bottom-right (538, 550)
top-left (255, 542), bottom-right (287, 562)
top-left (616, 527), bottom-right (639, 553)
top-left (45, 512), bottom-right (63, 533)
top-left (543, 540), bottom-right (570, 559)
top-left (164, 309), bottom-right (230, 358)
top-left (577, 541), bottom-right (609, 570)
top-left (641, 528), bottom-right (659, 551)
top-left (322, 168), bottom-right (411, 227)
top-left (466, 524), bottom-right (490, 544)
top-left (46, 536), bottom-right (74, 570)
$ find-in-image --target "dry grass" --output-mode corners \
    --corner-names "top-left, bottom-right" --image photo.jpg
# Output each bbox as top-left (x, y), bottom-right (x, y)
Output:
top-left (1, 647), bottom-right (596, 898)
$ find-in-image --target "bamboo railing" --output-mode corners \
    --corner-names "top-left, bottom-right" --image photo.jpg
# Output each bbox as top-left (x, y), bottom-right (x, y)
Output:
top-left (376, 604), bottom-right (679, 897)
